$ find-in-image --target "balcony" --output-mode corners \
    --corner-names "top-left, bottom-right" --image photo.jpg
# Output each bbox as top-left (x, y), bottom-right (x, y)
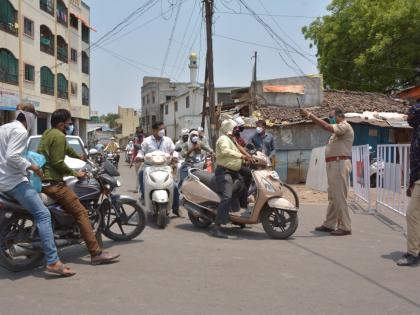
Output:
top-left (40, 25), bottom-right (54, 56)
top-left (56, 0), bottom-right (68, 27)
top-left (0, 21), bottom-right (18, 36)
top-left (57, 36), bottom-right (68, 63)
top-left (58, 90), bottom-right (69, 99)
top-left (0, 1), bottom-right (18, 36)
top-left (41, 85), bottom-right (54, 96)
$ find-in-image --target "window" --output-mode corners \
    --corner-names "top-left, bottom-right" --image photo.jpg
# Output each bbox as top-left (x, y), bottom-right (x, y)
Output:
top-left (166, 95), bottom-right (171, 101)
top-left (56, 0), bottom-right (68, 26)
top-left (152, 91), bottom-right (155, 104)
top-left (152, 115), bottom-right (156, 124)
top-left (0, 0), bottom-right (18, 36)
top-left (70, 48), bottom-right (77, 63)
top-left (23, 17), bottom-right (34, 38)
top-left (0, 49), bottom-right (18, 85)
top-left (57, 73), bottom-right (68, 99)
top-left (175, 101), bottom-right (178, 112)
top-left (40, 66), bottom-right (54, 95)
top-left (40, 25), bottom-right (54, 56)
top-left (146, 95), bottom-right (150, 104)
top-left (70, 14), bottom-right (78, 29)
top-left (82, 83), bottom-right (89, 105)
top-left (57, 36), bottom-right (68, 63)
top-left (39, 0), bottom-right (54, 16)
top-left (24, 64), bottom-right (35, 82)
top-left (82, 24), bottom-right (89, 43)
top-left (165, 105), bottom-right (168, 115)
top-left (70, 82), bottom-right (77, 96)
top-left (81, 51), bottom-right (89, 74)
top-left (142, 96), bottom-right (146, 105)
top-left (186, 96), bottom-right (190, 109)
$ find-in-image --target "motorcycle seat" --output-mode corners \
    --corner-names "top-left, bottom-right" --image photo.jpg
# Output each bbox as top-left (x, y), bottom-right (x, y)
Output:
top-left (0, 192), bottom-right (15, 202)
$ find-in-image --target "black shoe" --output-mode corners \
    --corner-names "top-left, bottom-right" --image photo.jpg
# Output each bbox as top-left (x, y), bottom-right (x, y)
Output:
top-left (209, 225), bottom-right (228, 239)
top-left (314, 225), bottom-right (334, 233)
top-left (397, 253), bottom-right (419, 266)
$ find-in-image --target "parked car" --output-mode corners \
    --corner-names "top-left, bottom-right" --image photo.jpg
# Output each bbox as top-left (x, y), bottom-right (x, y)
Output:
top-left (27, 135), bottom-right (88, 171)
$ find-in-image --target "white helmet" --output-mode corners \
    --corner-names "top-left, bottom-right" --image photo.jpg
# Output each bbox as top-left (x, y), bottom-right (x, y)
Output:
top-left (181, 128), bottom-right (189, 137)
top-left (233, 115), bottom-right (245, 127)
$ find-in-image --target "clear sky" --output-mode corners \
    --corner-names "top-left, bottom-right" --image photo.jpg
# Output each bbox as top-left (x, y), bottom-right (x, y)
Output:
top-left (87, 0), bottom-right (331, 114)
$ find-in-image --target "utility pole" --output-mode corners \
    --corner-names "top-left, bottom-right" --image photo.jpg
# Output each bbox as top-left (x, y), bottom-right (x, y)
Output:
top-left (204, 0), bottom-right (216, 149)
top-left (201, 57), bottom-right (208, 128)
top-left (251, 51), bottom-right (257, 113)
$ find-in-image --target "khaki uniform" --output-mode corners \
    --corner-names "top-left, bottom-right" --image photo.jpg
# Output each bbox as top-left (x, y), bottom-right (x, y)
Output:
top-left (323, 121), bottom-right (354, 231)
top-left (407, 180), bottom-right (420, 256)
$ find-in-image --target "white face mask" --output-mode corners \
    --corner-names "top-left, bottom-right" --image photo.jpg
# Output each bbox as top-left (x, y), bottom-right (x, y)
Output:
top-left (256, 127), bottom-right (263, 134)
top-left (158, 129), bottom-right (165, 138)
top-left (191, 136), bottom-right (199, 143)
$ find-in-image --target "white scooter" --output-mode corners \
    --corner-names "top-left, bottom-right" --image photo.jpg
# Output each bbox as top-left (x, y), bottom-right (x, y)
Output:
top-left (141, 151), bottom-right (178, 228)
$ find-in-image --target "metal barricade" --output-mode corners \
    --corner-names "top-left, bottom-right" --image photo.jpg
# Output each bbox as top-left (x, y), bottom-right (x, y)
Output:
top-left (376, 144), bottom-right (411, 216)
top-left (352, 144), bottom-right (372, 212)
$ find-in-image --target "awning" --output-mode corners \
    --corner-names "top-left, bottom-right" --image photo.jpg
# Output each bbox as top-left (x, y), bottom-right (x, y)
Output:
top-left (70, 12), bottom-right (97, 32)
top-left (263, 84), bottom-right (304, 94)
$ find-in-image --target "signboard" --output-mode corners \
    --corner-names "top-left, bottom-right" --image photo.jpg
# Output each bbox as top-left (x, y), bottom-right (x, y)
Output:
top-left (0, 88), bottom-right (19, 111)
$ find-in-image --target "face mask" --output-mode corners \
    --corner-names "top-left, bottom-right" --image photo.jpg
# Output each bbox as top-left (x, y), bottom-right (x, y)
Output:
top-left (17, 110), bottom-right (36, 134)
top-left (256, 127), bottom-right (263, 134)
top-left (158, 129), bottom-right (165, 138)
top-left (328, 117), bottom-right (336, 124)
top-left (191, 136), bottom-right (199, 143)
top-left (66, 124), bottom-right (74, 135)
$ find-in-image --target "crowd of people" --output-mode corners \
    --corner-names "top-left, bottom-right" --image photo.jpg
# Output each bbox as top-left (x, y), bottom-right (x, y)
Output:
top-left (0, 100), bottom-right (418, 278)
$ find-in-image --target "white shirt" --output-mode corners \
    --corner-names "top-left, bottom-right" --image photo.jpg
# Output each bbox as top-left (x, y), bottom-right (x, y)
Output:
top-left (136, 135), bottom-right (175, 158)
top-left (0, 121), bottom-right (31, 191)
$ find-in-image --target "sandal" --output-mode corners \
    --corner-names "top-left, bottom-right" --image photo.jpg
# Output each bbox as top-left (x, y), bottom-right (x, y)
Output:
top-left (46, 262), bottom-right (76, 277)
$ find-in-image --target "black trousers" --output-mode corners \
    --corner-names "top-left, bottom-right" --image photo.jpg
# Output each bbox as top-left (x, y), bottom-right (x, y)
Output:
top-left (238, 166), bottom-right (252, 207)
top-left (214, 166), bottom-right (249, 225)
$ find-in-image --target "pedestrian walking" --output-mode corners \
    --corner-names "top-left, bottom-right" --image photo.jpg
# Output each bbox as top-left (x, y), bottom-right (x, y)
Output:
top-left (397, 101), bottom-right (420, 266)
top-left (300, 107), bottom-right (354, 236)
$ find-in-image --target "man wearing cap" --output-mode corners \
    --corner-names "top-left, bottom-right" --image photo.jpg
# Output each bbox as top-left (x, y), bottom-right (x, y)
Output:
top-left (105, 136), bottom-right (120, 164)
top-left (300, 107), bottom-right (354, 236)
top-left (397, 101), bottom-right (420, 266)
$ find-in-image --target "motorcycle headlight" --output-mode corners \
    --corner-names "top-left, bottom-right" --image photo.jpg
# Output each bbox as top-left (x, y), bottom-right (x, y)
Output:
top-left (150, 171), bottom-right (170, 184)
top-left (261, 177), bottom-right (276, 193)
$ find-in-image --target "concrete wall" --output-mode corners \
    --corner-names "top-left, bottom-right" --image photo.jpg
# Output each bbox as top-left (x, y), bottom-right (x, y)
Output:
top-left (255, 75), bottom-right (323, 108)
top-left (116, 106), bottom-right (139, 138)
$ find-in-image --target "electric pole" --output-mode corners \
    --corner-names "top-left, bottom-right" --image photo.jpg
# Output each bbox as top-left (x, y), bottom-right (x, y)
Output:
top-left (204, 0), bottom-right (216, 149)
top-left (251, 51), bottom-right (257, 113)
top-left (201, 57), bottom-right (208, 128)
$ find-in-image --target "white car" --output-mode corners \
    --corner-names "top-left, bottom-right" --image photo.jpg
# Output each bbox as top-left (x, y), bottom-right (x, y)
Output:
top-left (27, 135), bottom-right (88, 171)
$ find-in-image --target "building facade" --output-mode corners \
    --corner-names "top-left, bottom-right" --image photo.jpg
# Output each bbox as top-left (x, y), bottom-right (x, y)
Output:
top-left (0, 0), bottom-right (91, 140)
top-left (116, 105), bottom-right (140, 138)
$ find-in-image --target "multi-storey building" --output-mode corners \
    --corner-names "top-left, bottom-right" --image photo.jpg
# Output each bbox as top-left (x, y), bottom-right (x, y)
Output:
top-left (0, 0), bottom-right (91, 140)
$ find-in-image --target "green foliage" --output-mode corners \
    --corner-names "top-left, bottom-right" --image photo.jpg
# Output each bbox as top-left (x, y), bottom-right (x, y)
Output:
top-left (302, 0), bottom-right (420, 92)
top-left (100, 113), bottom-right (120, 128)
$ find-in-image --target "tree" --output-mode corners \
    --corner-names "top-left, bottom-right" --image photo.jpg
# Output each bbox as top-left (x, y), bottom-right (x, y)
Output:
top-left (302, 0), bottom-right (420, 92)
top-left (100, 113), bottom-right (120, 128)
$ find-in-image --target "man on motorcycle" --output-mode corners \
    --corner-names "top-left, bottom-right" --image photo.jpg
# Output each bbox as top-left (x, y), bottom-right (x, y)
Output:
top-left (178, 130), bottom-right (213, 187)
top-left (125, 140), bottom-right (134, 163)
top-left (105, 137), bottom-right (120, 164)
top-left (175, 128), bottom-right (190, 151)
top-left (233, 116), bottom-right (247, 147)
top-left (0, 104), bottom-right (75, 276)
top-left (136, 122), bottom-right (180, 216)
top-left (211, 119), bottom-right (252, 238)
top-left (38, 109), bottom-right (120, 265)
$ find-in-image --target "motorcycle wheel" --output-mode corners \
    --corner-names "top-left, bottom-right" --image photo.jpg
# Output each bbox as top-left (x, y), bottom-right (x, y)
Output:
top-left (0, 215), bottom-right (44, 272)
top-left (102, 200), bottom-right (146, 241)
top-left (188, 212), bottom-right (212, 229)
top-left (156, 203), bottom-right (168, 229)
top-left (261, 208), bottom-right (298, 239)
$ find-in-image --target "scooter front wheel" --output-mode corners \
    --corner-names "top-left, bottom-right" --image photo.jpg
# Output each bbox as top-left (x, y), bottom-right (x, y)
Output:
top-left (261, 208), bottom-right (298, 239)
top-left (156, 203), bottom-right (168, 229)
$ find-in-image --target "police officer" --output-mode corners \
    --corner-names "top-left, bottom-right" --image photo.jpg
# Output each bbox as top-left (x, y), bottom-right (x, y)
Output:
top-left (300, 107), bottom-right (354, 236)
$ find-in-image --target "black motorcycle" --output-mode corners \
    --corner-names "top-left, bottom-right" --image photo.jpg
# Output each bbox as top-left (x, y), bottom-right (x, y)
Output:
top-left (105, 151), bottom-right (120, 169)
top-left (0, 160), bottom-right (146, 272)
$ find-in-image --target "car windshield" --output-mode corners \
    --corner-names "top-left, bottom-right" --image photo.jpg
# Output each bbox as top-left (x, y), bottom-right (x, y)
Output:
top-left (28, 137), bottom-right (85, 156)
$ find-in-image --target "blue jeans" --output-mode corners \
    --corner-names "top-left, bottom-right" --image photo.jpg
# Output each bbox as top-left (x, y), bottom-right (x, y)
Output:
top-left (138, 170), bottom-right (179, 212)
top-left (178, 163), bottom-right (189, 188)
top-left (6, 182), bottom-right (59, 265)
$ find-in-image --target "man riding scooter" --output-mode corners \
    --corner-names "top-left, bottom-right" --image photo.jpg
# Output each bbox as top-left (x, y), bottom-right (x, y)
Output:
top-left (210, 119), bottom-right (253, 238)
top-left (105, 137), bottom-right (120, 165)
top-left (136, 122), bottom-right (180, 216)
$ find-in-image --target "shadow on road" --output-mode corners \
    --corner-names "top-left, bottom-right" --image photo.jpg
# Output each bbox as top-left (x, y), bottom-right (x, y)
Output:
top-left (381, 251), bottom-right (406, 263)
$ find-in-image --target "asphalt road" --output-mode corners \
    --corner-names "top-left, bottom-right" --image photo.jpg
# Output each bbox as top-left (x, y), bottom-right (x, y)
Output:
top-left (0, 164), bottom-right (419, 315)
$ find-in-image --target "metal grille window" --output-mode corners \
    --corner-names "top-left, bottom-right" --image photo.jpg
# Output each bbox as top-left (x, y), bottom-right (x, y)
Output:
top-left (23, 17), bottom-right (34, 38)
top-left (56, 0), bottom-right (68, 26)
top-left (0, 0), bottom-right (18, 36)
top-left (57, 73), bottom-right (68, 99)
top-left (24, 64), bottom-right (35, 82)
top-left (70, 48), bottom-right (77, 63)
top-left (82, 83), bottom-right (89, 105)
top-left (0, 48), bottom-right (18, 85)
top-left (40, 66), bottom-right (54, 95)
